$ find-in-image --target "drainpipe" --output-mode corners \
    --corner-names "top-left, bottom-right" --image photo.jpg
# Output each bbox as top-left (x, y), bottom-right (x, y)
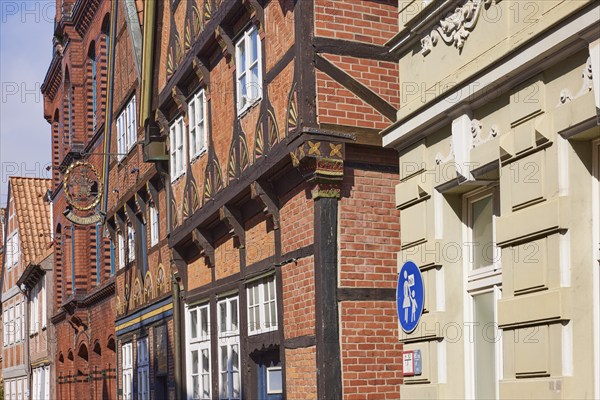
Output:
top-left (100, 0), bottom-right (119, 217)
top-left (172, 271), bottom-right (182, 400)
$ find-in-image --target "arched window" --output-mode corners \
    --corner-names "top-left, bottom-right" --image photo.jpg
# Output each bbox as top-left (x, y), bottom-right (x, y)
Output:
top-left (64, 68), bottom-right (73, 148)
top-left (52, 109), bottom-right (60, 183)
top-left (55, 224), bottom-right (63, 304)
top-left (87, 42), bottom-right (97, 133)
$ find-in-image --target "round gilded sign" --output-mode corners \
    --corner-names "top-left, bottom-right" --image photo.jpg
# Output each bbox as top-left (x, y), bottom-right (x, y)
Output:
top-left (64, 161), bottom-right (103, 211)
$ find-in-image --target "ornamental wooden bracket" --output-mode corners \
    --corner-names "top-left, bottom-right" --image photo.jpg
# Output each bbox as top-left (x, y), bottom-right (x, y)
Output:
top-left (171, 85), bottom-right (188, 115)
top-left (250, 180), bottom-right (280, 230)
top-left (219, 205), bottom-right (245, 249)
top-left (192, 56), bottom-right (211, 87)
top-left (191, 228), bottom-right (215, 267)
top-left (242, 0), bottom-right (264, 31)
top-left (215, 25), bottom-right (235, 65)
top-left (155, 108), bottom-right (170, 133)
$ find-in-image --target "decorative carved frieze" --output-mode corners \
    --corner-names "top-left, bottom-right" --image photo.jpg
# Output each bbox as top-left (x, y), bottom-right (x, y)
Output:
top-left (421, 0), bottom-right (493, 56)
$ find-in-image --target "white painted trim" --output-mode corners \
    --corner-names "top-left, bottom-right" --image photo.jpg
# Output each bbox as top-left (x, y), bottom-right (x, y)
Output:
top-left (383, 4), bottom-right (600, 149)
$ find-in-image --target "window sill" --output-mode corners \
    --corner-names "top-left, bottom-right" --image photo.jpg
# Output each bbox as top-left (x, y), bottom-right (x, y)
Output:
top-left (171, 171), bottom-right (186, 184)
top-left (190, 148), bottom-right (208, 164)
top-left (248, 326), bottom-right (278, 337)
top-left (237, 96), bottom-right (262, 118)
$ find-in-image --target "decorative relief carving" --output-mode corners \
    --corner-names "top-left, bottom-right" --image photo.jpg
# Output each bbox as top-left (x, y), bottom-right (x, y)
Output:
top-left (421, 0), bottom-right (493, 56)
top-left (435, 142), bottom-right (454, 165)
top-left (471, 119), bottom-right (499, 147)
top-left (557, 57), bottom-right (594, 106)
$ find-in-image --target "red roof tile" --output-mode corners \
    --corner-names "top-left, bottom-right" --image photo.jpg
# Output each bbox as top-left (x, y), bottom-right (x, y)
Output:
top-left (8, 177), bottom-right (52, 265)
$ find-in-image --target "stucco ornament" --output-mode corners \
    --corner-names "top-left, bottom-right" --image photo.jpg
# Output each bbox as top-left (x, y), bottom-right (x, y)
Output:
top-left (421, 0), bottom-right (494, 56)
top-left (557, 57), bottom-right (594, 106)
top-left (472, 119), bottom-right (499, 147)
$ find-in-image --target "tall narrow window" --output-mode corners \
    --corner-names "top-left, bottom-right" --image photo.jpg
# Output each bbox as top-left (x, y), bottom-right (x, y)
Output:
top-left (169, 116), bottom-right (186, 181)
top-left (110, 238), bottom-right (116, 275)
top-left (3, 310), bottom-right (8, 346)
top-left (188, 89), bottom-right (207, 159)
top-left (247, 275), bottom-right (278, 335)
top-left (71, 225), bottom-right (76, 292)
top-left (141, 218), bottom-right (148, 275)
top-left (137, 337), bottom-right (150, 400)
top-left (41, 276), bottom-right (47, 329)
top-left (186, 303), bottom-right (211, 400)
top-left (118, 232), bottom-right (125, 269)
top-left (127, 224), bottom-right (135, 263)
top-left (235, 25), bottom-right (262, 114)
top-left (122, 343), bottom-right (133, 400)
top-left (15, 303), bottom-right (21, 343)
top-left (217, 296), bottom-right (240, 400)
top-left (117, 96), bottom-right (137, 160)
top-left (96, 222), bottom-right (102, 284)
top-left (464, 188), bottom-right (502, 399)
top-left (149, 204), bottom-right (159, 247)
top-left (89, 44), bottom-right (97, 131)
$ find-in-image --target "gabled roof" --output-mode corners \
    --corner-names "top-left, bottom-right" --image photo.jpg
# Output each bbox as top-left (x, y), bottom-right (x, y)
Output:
top-left (7, 177), bottom-right (52, 265)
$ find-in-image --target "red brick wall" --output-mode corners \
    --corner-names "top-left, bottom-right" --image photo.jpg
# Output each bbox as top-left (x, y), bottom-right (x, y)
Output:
top-left (285, 346), bottom-right (318, 400)
top-left (339, 167), bottom-right (400, 288)
top-left (315, 0), bottom-right (397, 46)
top-left (340, 301), bottom-right (403, 399)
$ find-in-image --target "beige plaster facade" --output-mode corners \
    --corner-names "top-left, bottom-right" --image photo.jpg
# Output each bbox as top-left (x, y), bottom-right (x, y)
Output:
top-left (383, 1), bottom-right (600, 398)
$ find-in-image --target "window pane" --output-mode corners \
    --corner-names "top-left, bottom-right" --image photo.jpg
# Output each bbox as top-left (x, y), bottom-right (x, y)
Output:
top-left (473, 292), bottom-right (496, 399)
top-left (219, 302), bottom-right (227, 333)
top-left (200, 307), bottom-right (208, 337)
top-left (231, 299), bottom-right (238, 331)
top-left (238, 41), bottom-right (246, 71)
top-left (267, 368), bottom-right (282, 393)
top-left (192, 350), bottom-right (199, 374)
top-left (250, 29), bottom-right (259, 63)
top-left (190, 310), bottom-right (198, 339)
top-left (471, 195), bottom-right (494, 269)
top-left (202, 349), bottom-right (210, 373)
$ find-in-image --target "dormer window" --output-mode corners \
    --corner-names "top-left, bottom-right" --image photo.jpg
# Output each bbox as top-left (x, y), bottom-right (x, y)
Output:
top-left (235, 25), bottom-right (262, 115)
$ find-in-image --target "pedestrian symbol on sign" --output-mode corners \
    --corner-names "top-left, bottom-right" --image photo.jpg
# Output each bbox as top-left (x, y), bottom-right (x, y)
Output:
top-left (397, 261), bottom-right (424, 333)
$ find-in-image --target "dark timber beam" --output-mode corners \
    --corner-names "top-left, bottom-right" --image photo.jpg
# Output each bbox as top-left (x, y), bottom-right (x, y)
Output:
top-left (314, 37), bottom-right (396, 61)
top-left (314, 197), bottom-right (342, 399)
top-left (315, 54), bottom-right (397, 121)
top-left (219, 205), bottom-right (245, 249)
top-left (250, 180), bottom-right (280, 230)
top-left (155, 108), bottom-right (169, 133)
top-left (191, 228), bottom-right (215, 267)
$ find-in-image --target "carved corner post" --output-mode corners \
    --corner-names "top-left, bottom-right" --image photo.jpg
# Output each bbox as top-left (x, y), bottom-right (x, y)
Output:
top-left (291, 140), bottom-right (344, 399)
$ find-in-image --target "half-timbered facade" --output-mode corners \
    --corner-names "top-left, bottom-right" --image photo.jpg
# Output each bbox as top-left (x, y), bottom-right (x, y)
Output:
top-left (141, 0), bottom-right (404, 398)
top-left (41, 0), bottom-right (117, 398)
top-left (1, 177), bottom-right (51, 400)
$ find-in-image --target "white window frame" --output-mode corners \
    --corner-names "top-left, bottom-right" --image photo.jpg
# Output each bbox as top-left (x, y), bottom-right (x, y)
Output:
top-left (266, 366), bottom-right (283, 395)
top-left (3, 309), bottom-right (8, 346)
top-left (247, 275), bottom-right (277, 335)
top-left (186, 303), bottom-right (211, 400)
top-left (44, 365), bottom-right (50, 400)
top-left (462, 187), bottom-right (502, 400)
top-left (235, 25), bottom-right (262, 115)
top-left (7, 231), bottom-right (20, 268)
top-left (149, 203), bottom-right (159, 247)
top-left (116, 96), bottom-right (137, 161)
top-left (15, 302), bottom-right (21, 343)
top-left (188, 89), bottom-right (207, 160)
top-left (122, 342), bottom-right (133, 400)
top-left (118, 232), bottom-right (126, 269)
top-left (217, 296), bottom-right (240, 400)
top-left (137, 337), bottom-right (150, 400)
top-left (170, 116), bottom-right (187, 181)
top-left (9, 306), bottom-right (14, 345)
top-left (127, 224), bottom-right (136, 263)
top-left (31, 282), bottom-right (40, 334)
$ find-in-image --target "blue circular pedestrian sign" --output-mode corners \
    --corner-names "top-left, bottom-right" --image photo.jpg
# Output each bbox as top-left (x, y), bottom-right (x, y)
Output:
top-left (397, 261), bottom-right (424, 333)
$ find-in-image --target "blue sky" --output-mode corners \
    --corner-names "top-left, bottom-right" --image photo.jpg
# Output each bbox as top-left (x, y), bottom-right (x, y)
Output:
top-left (0, 1), bottom-right (54, 205)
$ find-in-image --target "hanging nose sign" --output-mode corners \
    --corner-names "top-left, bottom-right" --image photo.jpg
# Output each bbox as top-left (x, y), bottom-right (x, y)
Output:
top-left (397, 261), bottom-right (425, 334)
